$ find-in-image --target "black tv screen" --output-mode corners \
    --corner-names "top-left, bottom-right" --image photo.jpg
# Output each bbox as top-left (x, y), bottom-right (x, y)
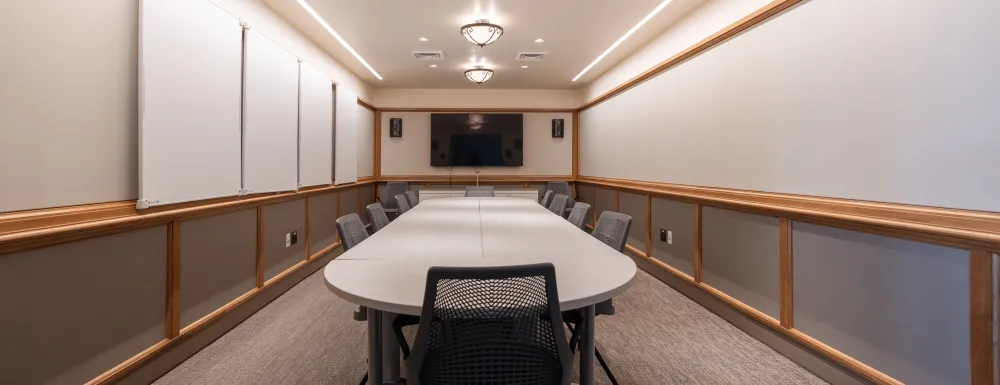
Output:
top-left (430, 113), bottom-right (523, 167)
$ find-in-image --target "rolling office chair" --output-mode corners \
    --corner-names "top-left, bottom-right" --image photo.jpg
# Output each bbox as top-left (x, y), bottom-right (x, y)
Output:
top-left (566, 202), bottom-right (591, 229)
top-left (366, 203), bottom-right (390, 233)
top-left (464, 186), bottom-right (495, 197)
top-left (546, 182), bottom-right (575, 216)
top-left (405, 190), bottom-right (419, 207)
top-left (395, 194), bottom-right (411, 214)
top-left (564, 210), bottom-right (633, 385)
top-left (548, 194), bottom-right (570, 216)
top-left (379, 182), bottom-right (409, 218)
top-left (404, 264), bottom-right (572, 385)
top-left (540, 190), bottom-right (554, 207)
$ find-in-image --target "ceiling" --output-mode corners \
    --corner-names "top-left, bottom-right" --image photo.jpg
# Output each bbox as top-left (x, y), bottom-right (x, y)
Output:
top-left (263, 0), bottom-right (706, 89)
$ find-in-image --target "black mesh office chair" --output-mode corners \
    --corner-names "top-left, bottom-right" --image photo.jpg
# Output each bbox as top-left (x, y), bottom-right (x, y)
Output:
top-left (405, 263), bottom-right (572, 385)
top-left (464, 186), bottom-right (495, 197)
top-left (395, 194), bottom-right (411, 214)
top-left (566, 202), bottom-right (591, 229)
top-left (540, 190), bottom-right (554, 207)
top-left (405, 190), bottom-right (419, 207)
top-left (548, 194), bottom-right (569, 216)
top-left (366, 203), bottom-right (390, 233)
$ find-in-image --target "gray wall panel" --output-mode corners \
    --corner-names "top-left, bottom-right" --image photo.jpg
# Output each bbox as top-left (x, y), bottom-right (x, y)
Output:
top-left (593, 187), bottom-right (616, 228)
top-left (339, 187), bottom-right (360, 219)
top-left (0, 226), bottom-right (167, 385)
top-left (309, 193), bottom-right (339, 253)
top-left (701, 207), bottom-right (780, 319)
top-left (618, 191), bottom-right (647, 252)
top-left (359, 185), bottom-right (375, 225)
top-left (263, 199), bottom-right (306, 281)
top-left (649, 198), bottom-right (696, 276)
top-left (180, 209), bottom-right (257, 328)
top-left (793, 222), bottom-right (970, 385)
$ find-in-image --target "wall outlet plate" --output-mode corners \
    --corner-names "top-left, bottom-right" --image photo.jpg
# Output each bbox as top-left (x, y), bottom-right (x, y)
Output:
top-left (668, 230), bottom-right (673, 244)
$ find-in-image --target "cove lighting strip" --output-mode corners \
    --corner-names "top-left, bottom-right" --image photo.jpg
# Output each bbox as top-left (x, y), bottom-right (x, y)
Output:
top-left (296, 0), bottom-right (383, 80)
top-left (572, 0), bottom-right (674, 82)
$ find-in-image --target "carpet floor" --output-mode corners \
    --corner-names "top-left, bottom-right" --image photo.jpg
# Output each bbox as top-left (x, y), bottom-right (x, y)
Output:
top-left (155, 268), bottom-right (825, 384)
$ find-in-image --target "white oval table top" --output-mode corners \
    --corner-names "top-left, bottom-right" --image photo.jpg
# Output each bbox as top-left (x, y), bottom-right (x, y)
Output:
top-left (324, 197), bottom-right (637, 316)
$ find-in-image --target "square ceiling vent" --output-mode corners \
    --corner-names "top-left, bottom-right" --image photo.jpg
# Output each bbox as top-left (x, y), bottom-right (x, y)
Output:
top-left (515, 52), bottom-right (547, 61)
top-left (413, 51), bottom-right (444, 61)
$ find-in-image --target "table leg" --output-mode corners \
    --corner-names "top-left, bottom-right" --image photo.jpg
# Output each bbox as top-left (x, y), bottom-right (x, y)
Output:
top-left (382, 312), bottom-right (401, 383)
top-left (579, 305), bottom-right (596, 385)
top-left (367, 308), bottom-right (383, 385)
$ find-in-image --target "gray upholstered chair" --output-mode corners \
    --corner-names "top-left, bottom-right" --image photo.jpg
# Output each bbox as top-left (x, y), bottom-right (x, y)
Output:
top-left (379, 182), bottom-right (409, 216)
top-left (547, 194), bottom-right (569, 216)
top-left (395, 194), bottom-right (411, 214)
top-left (405, 263), bottom-right (572, 385)
top-left (464, 186), bottom-right (495, 197)
top-left (591, 211), bottom-right (632, 253)
top-left (540, 190), bottom-right (554, 207)
top-left (405, 190), bottom-right (419, 207)
top-left (566, 202), bottom-right (591, 229)
top-left (546, 182), bottom-right (573, 200)
top-left (336, 213), bottom-right (369, 251)
top-left (366, 203), bottom-right (390, 233)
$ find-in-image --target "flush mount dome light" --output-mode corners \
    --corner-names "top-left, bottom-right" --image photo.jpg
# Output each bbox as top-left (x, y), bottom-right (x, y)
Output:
top-left (464, 65), bottom-right (494, 84)
top-left (460, 19), bottom-right (504, 47)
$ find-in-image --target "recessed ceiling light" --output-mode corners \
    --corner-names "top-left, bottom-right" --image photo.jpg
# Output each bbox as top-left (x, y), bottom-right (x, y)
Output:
top-left (534, 38), bottom-right (544, 43)
top-left (572, 0), bottom-right (674, 82)
top-left (521, 65), bottom-right (529, 68)
top-left (429, 64), bottom-right (438, 68)
top-left (296, 0), bottom-right (383, 80)
top-left (419, 37), bottom-right (428, 42)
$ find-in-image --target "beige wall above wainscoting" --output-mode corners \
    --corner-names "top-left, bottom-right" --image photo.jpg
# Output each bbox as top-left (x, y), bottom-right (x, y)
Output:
top-left (372, 88), bottom-right (582, 110)
top-left (379, 111), bottom-right (573, 178)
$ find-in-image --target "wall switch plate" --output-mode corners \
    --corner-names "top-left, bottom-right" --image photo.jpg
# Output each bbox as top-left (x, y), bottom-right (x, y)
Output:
top-left (660, 229), bottom-right (667, 242)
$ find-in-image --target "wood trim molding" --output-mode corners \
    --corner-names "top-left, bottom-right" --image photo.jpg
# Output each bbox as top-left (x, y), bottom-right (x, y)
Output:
top-left (578, 0), bottom-right (803, 111)
top-left (578, 176), bottom-right (1000, 250)
top-left (0, 180), bottom-right (376, 255)
top-left (87, 240), bottom-right (342, 385)
top-left (304, 197), bottom-right (311, 259)
top-left (374, 110), bottom-right (382, 178)
top-left (255, 206), bottom-right (265, 288)
top-left (166, 221), bottom-right (181, 338)
top-left (693, 203), bottom-right (703, 283)
top-left (377, 175), bottom-right (573, 183)
top-left (779, 218), bottom-right (793, 328)
top-left (357, 97), bottom-right (376, 111)
top-left (0, 201), bottom-right (136, 236)
top-left (377, 107), bottom-right (576, 113)
top-left (971, 250), bottom-right (998, 385)
top-left (572, 110), bottom-right (580, 178)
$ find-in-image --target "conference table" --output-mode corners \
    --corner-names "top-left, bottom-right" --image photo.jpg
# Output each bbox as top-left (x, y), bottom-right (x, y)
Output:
top-left (324, 197), bottom-right (637, 385)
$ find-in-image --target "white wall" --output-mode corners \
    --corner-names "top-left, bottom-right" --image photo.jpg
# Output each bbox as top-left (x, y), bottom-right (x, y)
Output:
top-left (380, 112), bottom-right (573, 177)
top-left (583, 0), bottom-right (771, 102)
top-left (357, 106), bottom-right (374, 177)
top-left (373, 89), bottom-right (581, 109)
top-left (0, 0), bottom-right (369, 213)
top-left (579, 0), bottom-right (1000, 212)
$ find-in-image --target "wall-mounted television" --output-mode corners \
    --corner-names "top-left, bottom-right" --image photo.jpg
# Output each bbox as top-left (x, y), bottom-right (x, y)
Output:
top-left (430, 113), bottom-right (524, 167)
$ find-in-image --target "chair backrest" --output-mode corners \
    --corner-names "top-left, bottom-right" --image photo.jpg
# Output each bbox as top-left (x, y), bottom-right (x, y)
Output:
top-left (366, 203), bottom-right (390, 233)
top-left (592, 211), bottom-right (632, 253)
top-left (540, 190), bottom-right (554, 207)
top-left (380, 182), bottom-right (409, 211)
top-left (546, 182), bottom-right (573, 201)
top-left (335, 213), bottom-right (369, 251)
top-left (405, 190), bottom-right (419, 207)
top-left (406, 263), bottom-right (572, 385)
top-left (395, 194), bottom-right (411, 214)
top-left (464, 186), bottom-right (495, 197)
top-left (566, 202), bottom-right (591, 229)
top-left (547, 194), bottom-right (569, 216)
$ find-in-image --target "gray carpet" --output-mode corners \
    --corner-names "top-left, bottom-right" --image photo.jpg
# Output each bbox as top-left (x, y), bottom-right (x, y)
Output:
top-left (155, 269), bottom-right (825, 384)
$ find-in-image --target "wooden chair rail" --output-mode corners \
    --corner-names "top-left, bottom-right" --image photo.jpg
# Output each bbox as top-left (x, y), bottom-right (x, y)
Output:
top-left (0, 180), bottom-right (376, 255)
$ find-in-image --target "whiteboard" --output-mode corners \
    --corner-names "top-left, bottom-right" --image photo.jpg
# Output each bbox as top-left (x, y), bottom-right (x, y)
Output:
top-left (334, 86), bottom-right (358, 184)
top-left (242, 27), bottom-right (299, 194)
top-left (357, 106), bottom-right (374, 177)
top-left (139, 0), bottom-right (242, 207)
top-left (580, 0), bottom-right (1000, 212)
top-left (298, 61), bottom-right (334, 187)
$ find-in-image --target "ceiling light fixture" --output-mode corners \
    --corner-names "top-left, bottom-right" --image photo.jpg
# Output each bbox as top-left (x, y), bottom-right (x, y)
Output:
top-left (419, 37), bottom-right (429, 42)
top-left (295, 0), bottom-right (383, 80)
top-left (429, 64), bottom-right (438, 68)
top-left (464, 65), bottom-right (494, 84)
top-left (534, 38), bottom-right (545, 43)
top-left (460, 19), bottom-right (504, 47)
top-left (521, 65), bottom-right (529, 68)
top-left (572, 0), bottom-right (674, 82)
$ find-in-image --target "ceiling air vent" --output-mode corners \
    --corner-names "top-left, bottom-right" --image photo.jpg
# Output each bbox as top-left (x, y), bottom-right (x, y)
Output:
top-left (413, 51), bottom-right (444, 61)
top-left (515, 52), bottom-right (547, 61)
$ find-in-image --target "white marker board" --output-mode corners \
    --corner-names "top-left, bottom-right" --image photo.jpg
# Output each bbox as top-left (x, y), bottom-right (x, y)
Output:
top-left (298, 61), bottom-right (334, 187)
top-left (242, 27), bottom-right (299, 194)
top-left (334, 86), bottom-right (358, 185)
top-left (138, 0), bottom-right (242, 207)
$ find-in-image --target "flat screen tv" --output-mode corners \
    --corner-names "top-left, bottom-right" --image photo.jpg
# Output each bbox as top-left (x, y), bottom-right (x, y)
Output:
top-left (430, 113), bottom-right (523, 167)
